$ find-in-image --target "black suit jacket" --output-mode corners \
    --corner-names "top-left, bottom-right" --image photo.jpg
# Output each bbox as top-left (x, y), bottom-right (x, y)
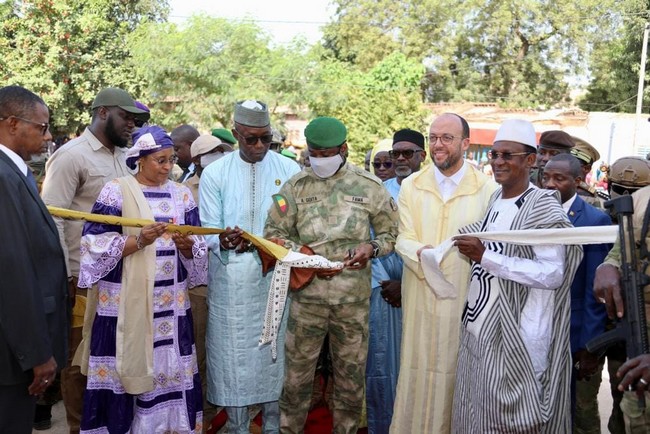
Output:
top-left (0, 151), bottom-right (68, 385)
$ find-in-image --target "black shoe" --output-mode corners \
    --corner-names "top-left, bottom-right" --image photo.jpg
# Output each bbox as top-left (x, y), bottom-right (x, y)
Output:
top-left (33, 404), bottom-right (52, 430)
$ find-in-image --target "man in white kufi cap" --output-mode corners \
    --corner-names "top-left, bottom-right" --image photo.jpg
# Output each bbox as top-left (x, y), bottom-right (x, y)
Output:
top-left (451, 119), bottom-right (583, 432)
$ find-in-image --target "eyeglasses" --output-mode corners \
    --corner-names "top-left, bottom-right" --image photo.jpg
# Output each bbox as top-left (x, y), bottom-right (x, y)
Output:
top-left (487, 150), bottom-right (531, 161)
top-left (429, 134), bottom-right (461, 146)
top-left (0, 116), bottom-right (49, 135)
top-left (149, 155), bottom-right (179, 165)
top-left (389, 149), bottom-right (420, 159)
top-left (373, 161), bottom-right (393, 169)
top-left (234, 129), bottom-right (274, 146)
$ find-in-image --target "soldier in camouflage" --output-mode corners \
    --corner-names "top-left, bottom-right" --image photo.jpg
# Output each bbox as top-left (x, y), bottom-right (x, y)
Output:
top-left (264, 117), bottom-right (398, 434)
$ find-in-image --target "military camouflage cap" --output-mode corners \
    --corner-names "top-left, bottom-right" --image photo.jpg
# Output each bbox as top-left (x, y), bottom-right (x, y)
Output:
top-left (305, 117), bottom-right (347, 149)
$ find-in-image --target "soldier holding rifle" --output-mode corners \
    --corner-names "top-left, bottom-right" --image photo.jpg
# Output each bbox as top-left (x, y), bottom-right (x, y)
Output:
top-left (594, 188), bottom-right (650, 432)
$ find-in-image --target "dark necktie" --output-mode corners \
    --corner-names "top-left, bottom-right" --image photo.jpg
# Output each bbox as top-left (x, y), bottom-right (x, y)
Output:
top-left (25, 169), bottom-right (39, 193)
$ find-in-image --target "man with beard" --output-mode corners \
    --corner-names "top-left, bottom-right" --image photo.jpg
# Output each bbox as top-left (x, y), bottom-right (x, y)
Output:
top-left (366, 128), bottom-right (425, 433)
top-left (41, 87), bottom-right (145, 434)
top-left (390, 114), bottom-right (497, 433)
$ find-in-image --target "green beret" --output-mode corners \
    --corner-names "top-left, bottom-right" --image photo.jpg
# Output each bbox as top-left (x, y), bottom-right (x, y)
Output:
top-left (211, 128), bottom-right (237, 145)
top-left (305, 117), bottom-right (347, 149)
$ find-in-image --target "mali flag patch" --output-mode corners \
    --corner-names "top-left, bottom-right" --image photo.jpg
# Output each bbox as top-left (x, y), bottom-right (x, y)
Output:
top-left (272, 194), bottom-right (289, 216)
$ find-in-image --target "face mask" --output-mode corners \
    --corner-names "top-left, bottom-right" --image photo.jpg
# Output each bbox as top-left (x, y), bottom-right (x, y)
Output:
top-left (310, 154), bottom-right (343, 179)
top-left (200, 152), bottom-right (224, 168)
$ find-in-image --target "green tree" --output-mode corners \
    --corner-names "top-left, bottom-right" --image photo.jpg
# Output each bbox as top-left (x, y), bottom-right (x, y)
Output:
top-left (0, 0), bottom-right (168, 134)
top-left (127, 15), bottom-right (316, 131)
top-left (580, 1), bottom-right (650, 113)
top-left (323, 0), bottom-right (621, 107)
top-left (305, 52), bottom-right (427, 165)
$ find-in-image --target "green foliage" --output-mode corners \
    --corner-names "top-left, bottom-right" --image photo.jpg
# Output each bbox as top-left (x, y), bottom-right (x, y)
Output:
top-left (305, 52), bottom-right (427, 165)
top-left (127, 16), bottom-right (317, 131)
top-left (0, 0), bottom-right (168, 135)
top-left (580, 1), bottom-right (650, 113)
top-left (323, 0), bottom-right (620, 108)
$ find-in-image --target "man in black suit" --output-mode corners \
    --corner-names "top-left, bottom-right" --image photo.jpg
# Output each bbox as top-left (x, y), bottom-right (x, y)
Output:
top-left (0, 85), bottom-right (68, 433)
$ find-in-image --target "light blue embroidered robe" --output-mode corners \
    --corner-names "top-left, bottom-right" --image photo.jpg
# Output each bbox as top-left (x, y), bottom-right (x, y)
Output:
top-left (367, 177), bottom-right (403, 433)
top-left (199, 150), bottom-right (300, 406)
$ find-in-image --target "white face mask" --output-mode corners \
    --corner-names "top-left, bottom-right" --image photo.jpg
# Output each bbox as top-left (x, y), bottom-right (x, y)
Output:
top-left (200, 152), bottom-right (224, 168)
top-left (310, 154), bottom-right (344, 179)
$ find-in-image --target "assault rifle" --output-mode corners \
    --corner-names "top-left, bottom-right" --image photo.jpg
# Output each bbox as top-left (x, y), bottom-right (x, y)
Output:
top-left (586, 195), bottom-right (649, 404)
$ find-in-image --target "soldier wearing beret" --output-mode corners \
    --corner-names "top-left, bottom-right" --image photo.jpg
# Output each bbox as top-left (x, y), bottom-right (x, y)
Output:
top-left (531, 130), bottom-right (575, 187)
top-left (571, 136), bottom-right (608, 209)
top-left (264, 117), bottom-right (399, 433)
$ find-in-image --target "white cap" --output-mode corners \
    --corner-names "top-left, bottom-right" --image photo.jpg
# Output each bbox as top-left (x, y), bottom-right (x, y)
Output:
top-left (493, 119), bottom-right (537, 149)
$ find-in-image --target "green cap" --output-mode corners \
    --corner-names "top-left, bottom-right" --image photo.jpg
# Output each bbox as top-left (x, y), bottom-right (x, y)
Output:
top-left (91, 88), bottom-right (147, 114)
top-left (211, 128), bottom-right (237, 145)
top-left (280, 148), bottom-right (297, 159)
top-left (304, 117), bottom-right (347, 149)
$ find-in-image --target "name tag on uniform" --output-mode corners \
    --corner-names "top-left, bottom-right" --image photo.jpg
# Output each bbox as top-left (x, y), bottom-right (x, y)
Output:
top-left (344, 195), bottom-right (370, 204)
top-left (296, 195), bottom-right (322, 204)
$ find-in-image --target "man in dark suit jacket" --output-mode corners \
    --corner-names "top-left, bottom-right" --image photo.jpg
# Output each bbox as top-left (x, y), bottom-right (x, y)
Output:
top-left (542, 153), bottom-right (611, 433)
top-left (0, 85), bottom-right (68, 433)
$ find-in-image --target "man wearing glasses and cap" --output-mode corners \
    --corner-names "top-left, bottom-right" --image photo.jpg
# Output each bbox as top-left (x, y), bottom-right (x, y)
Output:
top-left (41, 86), bottom-right (146, 433)
top-left (199, 100), bottom-right (300, 434)
top-left (452, 119), bottom-right (582, 432)
top-left (366, 128), bottom-right (425, 433)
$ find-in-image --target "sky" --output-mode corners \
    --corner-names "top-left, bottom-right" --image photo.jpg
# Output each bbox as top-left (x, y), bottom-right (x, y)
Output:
top-left (168, 0), bottom-right (335, 45)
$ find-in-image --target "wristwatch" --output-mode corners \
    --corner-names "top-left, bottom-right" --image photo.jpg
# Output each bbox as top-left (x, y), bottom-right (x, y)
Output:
top-left (369, 241), bottom-right (380, 258)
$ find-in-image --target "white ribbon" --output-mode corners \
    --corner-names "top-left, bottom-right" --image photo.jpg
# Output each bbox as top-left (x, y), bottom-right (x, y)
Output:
top-left (259, 251), bottom-right (344, 360)
top-left (420, 225), bottom-right (618, 299)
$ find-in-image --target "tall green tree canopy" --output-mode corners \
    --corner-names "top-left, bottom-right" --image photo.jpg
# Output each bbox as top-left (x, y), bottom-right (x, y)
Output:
top-left (580, 1), bottom-right (650, 113)
top-left (323, 0), bottom-right (621, 108)
top-left (127, 15), bottom-right (316, 130)
top-left (305, 52), bottom-right (427, 164)
top-left (0, 0), bottom-right (168, 134)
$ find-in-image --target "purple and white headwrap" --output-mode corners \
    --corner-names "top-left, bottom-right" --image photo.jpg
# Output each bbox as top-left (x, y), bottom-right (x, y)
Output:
top-left (126, 125), bottom-right (174, 169)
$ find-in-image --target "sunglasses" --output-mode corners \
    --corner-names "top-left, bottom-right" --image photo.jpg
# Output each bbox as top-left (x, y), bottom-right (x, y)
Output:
top-left (373, 161), bottom-right (394, 169)
top-left (235, 129), bottom-right (274, 146)
top-left (487, 150), bottom-right (531, 161)
top-left (389, 149), bottom-right (420, 159)
top-left (0, 115), bottom-right (49, 135)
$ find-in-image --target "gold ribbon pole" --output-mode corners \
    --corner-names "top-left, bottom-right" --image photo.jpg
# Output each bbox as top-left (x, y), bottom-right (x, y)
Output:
top-left (47, 206), bottom-right (288, 260)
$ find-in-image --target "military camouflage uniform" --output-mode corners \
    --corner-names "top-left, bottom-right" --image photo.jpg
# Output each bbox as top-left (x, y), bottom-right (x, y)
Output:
top-left (577, 181), bottom-right (607, 210)
top-left (264, 163), bottom-right (398, 434)
top-left (603, 185), bottom-right (650, 433)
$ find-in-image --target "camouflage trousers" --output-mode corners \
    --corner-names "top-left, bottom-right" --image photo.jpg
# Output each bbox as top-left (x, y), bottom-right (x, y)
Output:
top-left (280, 299), bottom-right (369, 434)
top-left (573, 362), bottom-right (604, 434)
top-left (621, 391), bottom-right (650, 433)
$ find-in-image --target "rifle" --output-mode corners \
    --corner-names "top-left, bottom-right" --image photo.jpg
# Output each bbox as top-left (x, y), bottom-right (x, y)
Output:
top-left (586, 195), bottom-right (649, 405)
